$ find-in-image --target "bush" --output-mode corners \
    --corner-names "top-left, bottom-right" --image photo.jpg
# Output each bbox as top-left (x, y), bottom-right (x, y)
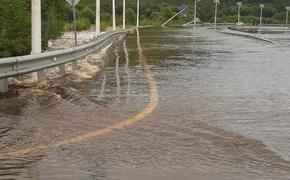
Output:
top-left (0, 51), bottom-right (12, 58)
top-left (78, 6), bottom-right (95, 24)
top-left (77, 17), bottom-right (91, 31)
top-left (65, 17), bottom-right (91, 31)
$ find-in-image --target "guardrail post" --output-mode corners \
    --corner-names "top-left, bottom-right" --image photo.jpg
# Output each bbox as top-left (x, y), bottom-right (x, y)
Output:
top-left (59, 64), bottom-right (66, 74)
top-left (31, 0), bottom-right (45, 81)
top-left (0, 79), bottom-right (8, 93)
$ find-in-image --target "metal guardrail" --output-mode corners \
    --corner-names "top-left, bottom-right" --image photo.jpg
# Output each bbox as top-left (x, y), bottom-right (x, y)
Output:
top-left (0, 30), bottom-right (129, 80)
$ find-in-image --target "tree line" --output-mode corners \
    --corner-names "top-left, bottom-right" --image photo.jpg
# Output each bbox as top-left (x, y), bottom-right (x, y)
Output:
top-left (0, 0), bottom-right (289, 58)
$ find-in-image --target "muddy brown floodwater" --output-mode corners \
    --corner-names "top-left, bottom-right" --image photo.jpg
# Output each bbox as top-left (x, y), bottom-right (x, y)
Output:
top-left (1, 27), bottom-right (290, 180)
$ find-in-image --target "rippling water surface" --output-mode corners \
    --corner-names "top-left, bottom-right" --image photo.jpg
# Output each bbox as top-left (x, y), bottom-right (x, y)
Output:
top-left (1, 27), bottom-right (290, 180)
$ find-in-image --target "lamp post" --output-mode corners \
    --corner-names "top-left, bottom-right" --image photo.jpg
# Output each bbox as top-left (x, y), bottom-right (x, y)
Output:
top-left (259, 4), bottom-right (265, 33)
top-left (31, 0), bottom-right (44, 81)
top-left (214, 0), bottom-right (219, 31)
top-left (96, 0), bottom-right (100, 36)
top-left (194, 0), bottom-right (200, 29)
top-left (32, 0), bottom-right (41, 54)
top-left (162, 6), bottom-right (188, 27)
top-left (123, 0), bottom-right (126, 29)
top-left (237, 2), bottom-right (242, 23)
top-left (137, 0), bottom-right (140, 28)
top-left (112, 0), bottom-right (116, 30)
top-left (286, 7), bottom-right (290, 32)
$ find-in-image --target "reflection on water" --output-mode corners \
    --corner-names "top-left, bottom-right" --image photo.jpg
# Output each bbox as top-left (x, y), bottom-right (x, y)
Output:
top-left (115, 50), bottom-right (120, 103)
top-left (124, 40), bottom-right (131, 101)
top-left (1, 27), bottom-right (290, 179)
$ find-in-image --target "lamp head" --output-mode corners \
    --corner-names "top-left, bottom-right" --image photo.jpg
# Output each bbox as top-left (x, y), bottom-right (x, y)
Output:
top-left (260, 4), bottom-right (265, 9)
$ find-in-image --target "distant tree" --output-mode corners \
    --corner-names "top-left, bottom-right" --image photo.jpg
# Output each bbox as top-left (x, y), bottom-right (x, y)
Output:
top-left (1, 0), bottom-right (289, 58)
top-left (42, 0), bottom-right (68, 48)
top-left (0, 0), bottom-right (30, 58)
top-left (126, 8), bottom-right (137, 25)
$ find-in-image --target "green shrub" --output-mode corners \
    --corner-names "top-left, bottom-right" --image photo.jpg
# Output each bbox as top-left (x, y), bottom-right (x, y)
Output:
top-left (0, 51), bottom-right (12, 58)
top-left (77, 17), bottom-right (91, 31)
top-left (65, 17), bottom-right (91, 31)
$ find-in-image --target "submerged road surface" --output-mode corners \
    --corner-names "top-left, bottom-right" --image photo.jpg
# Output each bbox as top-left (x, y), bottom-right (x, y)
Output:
top-left (1, 27), bottom-right (290, 179)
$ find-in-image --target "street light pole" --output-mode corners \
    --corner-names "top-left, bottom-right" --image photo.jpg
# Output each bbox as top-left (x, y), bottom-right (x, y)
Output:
top-left (162, 9), bottom-right (186, 27)
top-left (259, 4), bottom-right (265, 33)
top-left (123, 0), bottom-right (126, 29)
top-left (32, 0), bottom-right (41, 54)
top-left (96, 0), bottom-right (101, 36)
top-left (31, 0), bottom-right (44, 81)
top-left (194, 0), bottom-right (200, 29)
top-left (137, 0), bottom-right (140, 28)
top-left (286, 7), bottom-right (290, 33)
top-left (237, 2), bottom-right (242, 23)
top-left (194, 0), bottom-right (197, 22)
top-left (112, 0), bottom-right (116, 30)
top-left (214, 0), bottom-right (219, 31)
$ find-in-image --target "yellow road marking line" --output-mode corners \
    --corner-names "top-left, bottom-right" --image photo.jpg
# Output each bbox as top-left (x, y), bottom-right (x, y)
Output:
top-left (0, 29), bottom-right (159, 160)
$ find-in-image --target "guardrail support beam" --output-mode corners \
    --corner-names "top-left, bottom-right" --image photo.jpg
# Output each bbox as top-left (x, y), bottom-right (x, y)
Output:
top-left (31, 0), bottom-right (45, 81)
top-left (0, 31), bottom-right (129, 81)
top-left (0, 79), bottom-right (8, 93)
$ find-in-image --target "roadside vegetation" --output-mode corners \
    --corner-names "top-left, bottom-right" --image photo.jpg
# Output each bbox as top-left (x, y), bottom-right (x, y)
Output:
top-left (0, 0), bottom-right (289, 58)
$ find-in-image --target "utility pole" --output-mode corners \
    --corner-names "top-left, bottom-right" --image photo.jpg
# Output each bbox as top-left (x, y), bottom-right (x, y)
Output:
top-left (112, 0), bottom-right (116, 30)
top-left (96, 0), bottom-right (101, 36)
top-left (123, 0), bottom-right (126, 29)
top-left (214, 0), bottom-right (219, 31)
top-left (237, 2), bottom-right (242, 24)
top-left (259, 4), bottom-right (265, 33)
top-left (137, 0), bottom-right (140, 28)
top-left (31, 0), bottom-right (44, 81)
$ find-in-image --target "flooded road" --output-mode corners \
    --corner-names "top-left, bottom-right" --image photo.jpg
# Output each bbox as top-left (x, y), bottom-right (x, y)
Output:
top-left (1, 27), bottom-right (290, 179)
